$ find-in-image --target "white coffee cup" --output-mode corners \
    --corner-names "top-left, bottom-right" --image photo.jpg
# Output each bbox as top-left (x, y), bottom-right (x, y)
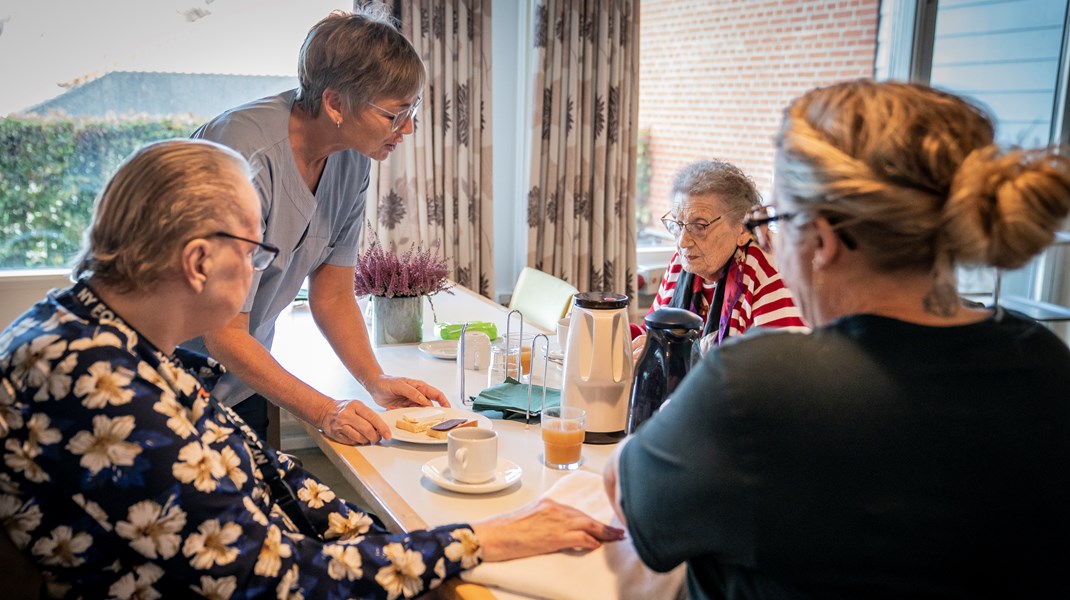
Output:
top-left (458, 331), bottom-right (491, 370)
top-left (557, 316), bottom-right (571, 350)
top-left (447, 427), bottom-right (498, 484)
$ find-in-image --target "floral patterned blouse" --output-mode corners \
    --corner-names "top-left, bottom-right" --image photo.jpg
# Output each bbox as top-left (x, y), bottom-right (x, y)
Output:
top-left (0, 282), bottom-right (480, 599)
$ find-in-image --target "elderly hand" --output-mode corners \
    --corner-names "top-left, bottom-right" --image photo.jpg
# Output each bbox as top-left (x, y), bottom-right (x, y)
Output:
top-left (472, 498), bottom-right (626, 563)
top-left (318, 376), bottom-right (451, 445)
top-left (365, 374), bottom-right (451, 410)
top-left (319, 399), bottom-right (392, 445)
top-left (630, 334), bottom-right (647, 366)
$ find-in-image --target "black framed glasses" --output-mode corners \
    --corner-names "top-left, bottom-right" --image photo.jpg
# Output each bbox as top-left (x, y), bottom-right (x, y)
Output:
top-left (210, 231), bottom-right (279, 271)
top-left (660, 211), bottom-right (723, 238)
top-left (744, 205), bottom-right (859, 251)
top-left (367, 96), bottom-right (423, 132)
top-left (743, 206), bottom-right (796, 251)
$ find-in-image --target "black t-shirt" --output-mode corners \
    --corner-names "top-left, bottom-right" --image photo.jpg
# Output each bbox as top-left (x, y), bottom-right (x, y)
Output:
top-left (620, 309), bottom-right (1070, 599)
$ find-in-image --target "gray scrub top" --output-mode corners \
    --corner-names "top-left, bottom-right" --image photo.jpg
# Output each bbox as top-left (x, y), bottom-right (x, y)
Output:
top-left (185, 90), bottom-right (370, 406)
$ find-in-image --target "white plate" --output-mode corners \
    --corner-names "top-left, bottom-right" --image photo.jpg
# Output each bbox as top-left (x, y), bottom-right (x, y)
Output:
top-left (422, 456), bottom-right (522, 494)
top-left (418, 340), bottom-right (458, 360)
top-left (384, 407), bottom-right (493, 445)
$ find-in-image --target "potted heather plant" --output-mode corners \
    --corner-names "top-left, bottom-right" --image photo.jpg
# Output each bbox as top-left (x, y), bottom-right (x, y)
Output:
top-left (354, 234), bottom-right (453, 345)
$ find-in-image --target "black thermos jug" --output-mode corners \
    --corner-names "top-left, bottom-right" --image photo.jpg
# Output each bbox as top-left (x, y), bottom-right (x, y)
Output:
top-left (627, 307), bottom-right (703, 434)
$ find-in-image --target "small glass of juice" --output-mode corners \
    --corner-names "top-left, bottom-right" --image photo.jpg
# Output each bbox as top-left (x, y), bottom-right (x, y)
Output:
top-left (487, 335), bottom-right (535, 386)
top-left (541, 406), bottom-right (586, 470)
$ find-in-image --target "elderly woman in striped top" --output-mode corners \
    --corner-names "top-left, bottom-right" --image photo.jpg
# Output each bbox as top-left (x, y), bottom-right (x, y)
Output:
top-left (634, 160), bottom-right (806, 358)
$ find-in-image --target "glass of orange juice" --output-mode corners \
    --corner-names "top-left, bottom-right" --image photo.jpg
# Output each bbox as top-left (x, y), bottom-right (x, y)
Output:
top-left (487, 334), bottom-right (535, 386)
top-left (505, 333), bottom-right (534, 377)
top-left (541, 406), bottom-right (586, 470)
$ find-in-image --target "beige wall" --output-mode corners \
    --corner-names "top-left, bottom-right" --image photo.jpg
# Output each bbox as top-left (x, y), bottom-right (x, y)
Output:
top-left (0, 270), bottom-right (71, 327)
top-left (639, 0), bottom-right (879, 215)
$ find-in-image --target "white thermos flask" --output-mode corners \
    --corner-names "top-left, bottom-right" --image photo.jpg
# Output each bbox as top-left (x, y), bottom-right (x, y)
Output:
top-left (560, 292), bottom-right (632, 443)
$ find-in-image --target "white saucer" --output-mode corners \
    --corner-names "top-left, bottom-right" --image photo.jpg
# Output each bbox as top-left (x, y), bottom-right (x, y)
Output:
top-left (383, 407), bottom-right (493, 445)
top-left (418, 340), bottom-right (458, 360)
top-left (421, 456), bottom-right (522, 494)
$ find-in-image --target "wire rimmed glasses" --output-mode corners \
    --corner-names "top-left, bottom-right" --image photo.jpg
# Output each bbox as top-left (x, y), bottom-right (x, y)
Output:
top-left (367, 96), bottom-right (423, 132)
top-left (660, 212), bottom-right (723, 239)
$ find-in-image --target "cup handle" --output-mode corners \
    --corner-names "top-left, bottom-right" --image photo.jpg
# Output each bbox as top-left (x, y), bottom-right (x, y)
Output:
top-left (455, 447), bottom-right (468, 470)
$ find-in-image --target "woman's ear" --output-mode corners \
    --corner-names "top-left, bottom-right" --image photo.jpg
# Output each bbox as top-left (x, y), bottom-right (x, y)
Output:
top-left (810, 217), bottom-right (842, 269)
top-left (180, 239), bottom-right (211, 293)
top-left (322, 89), bottom-right (344, 126)
top-left (736, 223), bottom-right (753, 247)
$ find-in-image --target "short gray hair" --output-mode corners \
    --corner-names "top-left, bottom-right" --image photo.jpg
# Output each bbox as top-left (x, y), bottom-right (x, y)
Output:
top-left (295, 4), bottom-right (426, 118)
top-left (74, 139), bottom-right (254, 293)
top-left (670, 159), bottom-right (762, 219)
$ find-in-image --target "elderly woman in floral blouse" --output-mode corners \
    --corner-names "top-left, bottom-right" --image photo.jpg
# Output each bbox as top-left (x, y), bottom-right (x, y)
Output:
top-left (0, 139), bottom-right (622, 599)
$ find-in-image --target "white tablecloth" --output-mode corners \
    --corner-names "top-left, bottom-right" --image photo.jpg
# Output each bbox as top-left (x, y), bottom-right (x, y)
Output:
top-left (461, 471), bottom-right (686, 600)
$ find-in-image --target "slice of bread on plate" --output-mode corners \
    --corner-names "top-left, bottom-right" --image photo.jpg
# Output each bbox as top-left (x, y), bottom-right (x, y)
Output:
top-left (395, 409), bottom-right (446, 433)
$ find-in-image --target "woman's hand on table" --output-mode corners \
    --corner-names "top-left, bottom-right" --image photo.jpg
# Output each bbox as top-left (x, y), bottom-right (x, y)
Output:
top-left (318, 376), bottom-right (450, 445)
top-left (366, 374), bottom-right (452, 410)
top-left (472, 498), bottom-right (625, 563)
top-left (319, 399), bottom-right (393, 445)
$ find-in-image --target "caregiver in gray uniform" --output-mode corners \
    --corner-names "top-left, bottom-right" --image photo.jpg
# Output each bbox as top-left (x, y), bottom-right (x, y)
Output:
top-left (186, 4), bottom-right (447, 445)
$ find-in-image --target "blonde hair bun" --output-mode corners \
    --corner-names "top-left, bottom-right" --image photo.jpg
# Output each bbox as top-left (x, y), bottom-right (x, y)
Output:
top-left (946, 146), bottom-right (1070, 270)
top-left (777, 80), bottom-right (1070, 273)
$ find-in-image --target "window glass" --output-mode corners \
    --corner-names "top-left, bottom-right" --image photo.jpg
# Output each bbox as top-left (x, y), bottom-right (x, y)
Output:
top-left (930, 0), bottom-right (1068, 146)
top-left (0, 0), bottom-right (347, 270)
top-left (928, 0), bottom-right (1070, 310)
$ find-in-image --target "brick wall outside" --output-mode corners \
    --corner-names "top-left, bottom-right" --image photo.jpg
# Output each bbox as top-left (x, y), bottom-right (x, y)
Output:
top-left (638, 0), bottom-right (879, 220)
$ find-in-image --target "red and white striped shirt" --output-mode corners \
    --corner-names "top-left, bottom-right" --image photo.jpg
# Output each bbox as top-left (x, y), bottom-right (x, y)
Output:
top-left (645, 245), bottom-right (808, 344)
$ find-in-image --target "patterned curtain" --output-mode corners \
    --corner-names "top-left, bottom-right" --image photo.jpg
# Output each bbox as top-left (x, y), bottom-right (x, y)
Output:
top-left (526, 0), bottom-right (639, 298)
top-left (364, 0), bottom-right (494, 298)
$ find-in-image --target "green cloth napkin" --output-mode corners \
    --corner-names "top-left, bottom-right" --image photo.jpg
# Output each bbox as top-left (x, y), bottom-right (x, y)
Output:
top-left (472, 377), bottom-right (561, 419)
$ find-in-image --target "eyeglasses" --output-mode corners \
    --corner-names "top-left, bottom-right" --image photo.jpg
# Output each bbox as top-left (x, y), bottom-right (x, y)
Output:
top-left (210, 231), bottom-right (280, 271)
top-left (660, 212), bottom-right (723, 238)
top-left (743, 206), bottom-right (796, 251)
top-left (743, 206), bottom-right (859, 252)
top-left (366, 96), bottom-right (423, 132)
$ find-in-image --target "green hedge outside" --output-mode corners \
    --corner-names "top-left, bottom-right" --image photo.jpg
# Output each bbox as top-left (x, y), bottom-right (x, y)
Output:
top-left (0, 116), bottom-right (198, 269)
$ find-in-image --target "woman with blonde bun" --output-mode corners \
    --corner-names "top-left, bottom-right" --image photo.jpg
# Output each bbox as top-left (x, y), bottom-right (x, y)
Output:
top-left (607, 80), bottom-right (1070, 599)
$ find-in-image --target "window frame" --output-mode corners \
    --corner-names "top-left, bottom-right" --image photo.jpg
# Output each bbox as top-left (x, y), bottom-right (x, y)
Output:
top-left (900, 0), bottom-right (1070, 325)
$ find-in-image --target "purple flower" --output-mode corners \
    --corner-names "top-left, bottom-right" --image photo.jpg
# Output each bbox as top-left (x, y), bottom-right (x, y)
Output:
top-left (353, 233), bottom-right (453, 298)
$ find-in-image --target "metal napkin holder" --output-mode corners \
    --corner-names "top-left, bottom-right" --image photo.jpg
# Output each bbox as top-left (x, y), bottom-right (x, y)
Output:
top-left (505, 309), bottom-right (552, 427)
top-left (460, 310), bottom-right (552, 427)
